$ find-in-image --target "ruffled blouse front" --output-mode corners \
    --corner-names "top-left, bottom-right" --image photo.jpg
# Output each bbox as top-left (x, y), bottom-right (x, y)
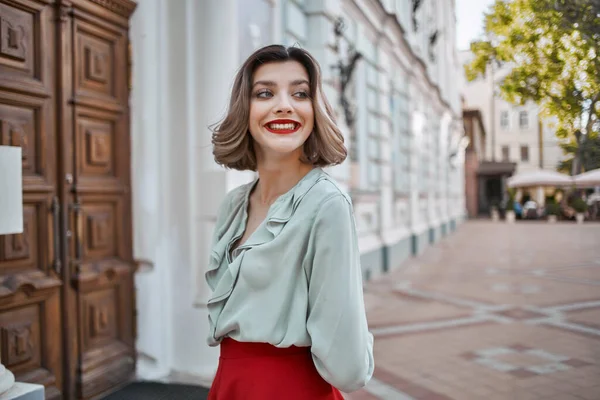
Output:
top-left (205, 168), bottom-right (374, 393)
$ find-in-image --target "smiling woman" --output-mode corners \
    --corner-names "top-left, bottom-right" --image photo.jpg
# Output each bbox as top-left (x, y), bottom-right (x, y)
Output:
top-left (211, 45), bottom-right (346, 170)
top-left (249, 61), bottom-right (315, 163)
top-left (206, 45), bottom-right (374, 400)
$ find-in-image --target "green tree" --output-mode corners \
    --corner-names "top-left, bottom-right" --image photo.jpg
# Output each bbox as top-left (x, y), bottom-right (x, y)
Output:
top-left (557, 134), bottom-right (600, 173)
top-left (464, 0), bottom-right (600, 173)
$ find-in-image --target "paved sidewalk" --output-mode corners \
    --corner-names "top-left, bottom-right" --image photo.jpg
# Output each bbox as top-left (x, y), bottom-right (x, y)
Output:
top-left (347, 221), bottom-right (600, 400)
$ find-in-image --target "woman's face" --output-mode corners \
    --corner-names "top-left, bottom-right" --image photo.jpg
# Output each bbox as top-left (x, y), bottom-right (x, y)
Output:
top-left (248, 60), bottom-right (315, 163)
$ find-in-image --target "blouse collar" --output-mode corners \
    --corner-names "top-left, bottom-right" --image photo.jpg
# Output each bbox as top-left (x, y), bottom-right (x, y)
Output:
top-left (206, 167), bottom-right (328, 312)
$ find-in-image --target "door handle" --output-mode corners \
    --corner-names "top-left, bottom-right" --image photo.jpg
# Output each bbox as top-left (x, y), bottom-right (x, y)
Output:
top-left (51, 196), bottom-right (62, 276)
top-left (70, 198), bottom-right (83, 261)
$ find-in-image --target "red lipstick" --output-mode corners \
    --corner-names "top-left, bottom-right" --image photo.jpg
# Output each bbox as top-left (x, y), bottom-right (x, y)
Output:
top-left (264, 119), bottom-right (301, 135)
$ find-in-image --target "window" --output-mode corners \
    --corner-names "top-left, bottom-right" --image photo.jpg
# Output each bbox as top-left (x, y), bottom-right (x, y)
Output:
top-left (500, 111), bottom-right (509, 129)
top-left (238, 0), bottom-right (275, 61)
top-left (519, 111), bottom-right (528, 129)
top-left (398, 85), bottom-right (411, 193)
top-left (502, 146), bottom-right (510, 161)
top-left (392, 85), bottom-right (410, 194)
top-left (520, 145), bottom-right (529, 162)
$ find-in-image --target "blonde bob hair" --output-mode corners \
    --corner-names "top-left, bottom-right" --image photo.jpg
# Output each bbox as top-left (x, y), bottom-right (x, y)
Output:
top-left (211, 44), bottom-right (347, 171)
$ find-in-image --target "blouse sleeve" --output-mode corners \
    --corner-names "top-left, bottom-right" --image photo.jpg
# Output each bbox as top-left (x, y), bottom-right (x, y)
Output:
top-left (305, 194), bottom-right (375, 393)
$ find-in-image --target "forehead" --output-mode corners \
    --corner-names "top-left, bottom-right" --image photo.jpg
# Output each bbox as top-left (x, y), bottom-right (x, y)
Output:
top-left (252, 60), bottom-right (309, 84)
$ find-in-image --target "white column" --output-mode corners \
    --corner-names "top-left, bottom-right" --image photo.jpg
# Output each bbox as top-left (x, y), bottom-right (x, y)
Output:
top-left (410, 108), bottom-right (425, 234)
top-left (130, 0), bottom-right (246, 383)
top-left (440, 112), bottom-right (452, 224)
top-left (378, 52), bottom-right (394, 237)
top-left (130, 0), bottom-right (172, 380)
top-left (356, 62), bottom-right (368, 188)
top-left (426, 108), bottom-right (436, 228)
top-left (190, 0), bottom-right (253, 382)
top-left (194, 0), bottom-right (248, 308)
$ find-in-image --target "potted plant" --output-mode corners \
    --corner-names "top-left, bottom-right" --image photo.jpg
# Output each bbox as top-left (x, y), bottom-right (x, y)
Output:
top-left (545, 202), bottom-right (560, 223)
top-left (571, 197), bottom-right (588, 224)
top-left (505, 189), bottom-right (516, 223)
top-left (490, 201), bottom-right (500, 222)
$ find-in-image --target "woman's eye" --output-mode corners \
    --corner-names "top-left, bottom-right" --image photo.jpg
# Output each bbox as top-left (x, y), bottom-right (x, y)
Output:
top-left (255, 90), bottom-right (273, 98)
top-left (294, 91), bottom-right (310, 99)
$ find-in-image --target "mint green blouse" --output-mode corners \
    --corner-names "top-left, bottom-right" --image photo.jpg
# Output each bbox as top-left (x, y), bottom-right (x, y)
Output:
top-left (205, 168), bottom-right (374, 392)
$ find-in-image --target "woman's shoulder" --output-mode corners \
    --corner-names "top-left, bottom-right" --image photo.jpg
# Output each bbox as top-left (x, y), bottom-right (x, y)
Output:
top-left (226, 181), bottom-right (253, 203)
top-left (217, 180), bottom-right (253, 216)
top-left (303, 171), bottom-right (353, 210)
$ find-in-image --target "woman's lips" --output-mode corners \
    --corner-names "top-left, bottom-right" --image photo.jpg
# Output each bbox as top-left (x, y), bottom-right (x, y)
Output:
top-left (265, 121), bottom-right (301, 135)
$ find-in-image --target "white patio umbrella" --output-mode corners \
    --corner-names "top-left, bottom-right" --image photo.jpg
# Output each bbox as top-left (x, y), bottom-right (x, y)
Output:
top-left (507, 169), bottom-right (574, 188)
top-left (574, 168), bottom-right (600, 188)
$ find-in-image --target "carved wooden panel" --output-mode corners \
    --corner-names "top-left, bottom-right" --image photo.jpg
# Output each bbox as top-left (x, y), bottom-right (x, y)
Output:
top-left (82, 288), bottom-right (117, 351)
top-left (0, 199), bottom-right (51, 274)
top-left (0, 2), bottom-right (33, 74)
top-left (77, 116), bottom-right (115, 178)
top-left (77, 275), bottom-right (134, 399)
top-left (0, 102), bottom-right (38, 176)
top-left (1, 320), bottom-right (35, 366)
top-left (2, 205), bottom-right (34, 262)
top-left (78, 33), bottom-right (112, 96)
top-left (74, 19), bottom-right (127, 107)
top-left (0, 0), bottom-right (53, 96)
top-left (82, 202), bottom-right (117, 260)
top-left (0, 306), bottom-right (40, 371)
top-left (0, 293), bottom-right (62, 399)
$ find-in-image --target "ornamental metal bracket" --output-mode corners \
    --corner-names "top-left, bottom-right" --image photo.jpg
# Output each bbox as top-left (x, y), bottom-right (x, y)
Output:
top-left (428, 29), bottom-right (439, 62)
top-left (332, 17), bottom-right (362, 129)
top-left (412, 0), bottom-right (423, 32)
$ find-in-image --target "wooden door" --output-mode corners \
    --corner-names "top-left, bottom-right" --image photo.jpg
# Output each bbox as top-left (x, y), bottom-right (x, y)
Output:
top-left (0, 0), bottom-right (136, 398)
top-left (0, 0), bottom-right (63, 398)
top-left (65, 1), bottom-right (136, 398)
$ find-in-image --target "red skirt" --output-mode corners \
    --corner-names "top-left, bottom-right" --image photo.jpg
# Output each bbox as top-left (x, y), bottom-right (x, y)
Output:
top-left (208, 338), bottom-right (344, 400)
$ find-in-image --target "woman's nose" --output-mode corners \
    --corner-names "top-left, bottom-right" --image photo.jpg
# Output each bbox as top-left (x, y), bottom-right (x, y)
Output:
top-left (275, 95), bottom-right (293, 114)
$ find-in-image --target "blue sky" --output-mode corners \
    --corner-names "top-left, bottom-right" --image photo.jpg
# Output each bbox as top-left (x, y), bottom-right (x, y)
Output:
top-left (455, 0), bottom-right (495, 50)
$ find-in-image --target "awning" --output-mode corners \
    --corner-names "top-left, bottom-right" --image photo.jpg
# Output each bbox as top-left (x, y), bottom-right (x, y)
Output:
top-left (574, 168), bottom-right (600, 188)
top-left (477, 161), bottom-right (517, 176)
top-left (507, 169), bottom-right (573, 188)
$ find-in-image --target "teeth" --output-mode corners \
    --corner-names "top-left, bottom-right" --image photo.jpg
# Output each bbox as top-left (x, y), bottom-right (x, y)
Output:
top-left (268, 123), bottom-right (296, 130)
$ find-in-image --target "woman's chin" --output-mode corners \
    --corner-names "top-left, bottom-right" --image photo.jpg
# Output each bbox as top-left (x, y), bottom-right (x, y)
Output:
top-left (259, 144), bottom-right (305, 160)
top-left (261, 137), bottom-right (306, 153)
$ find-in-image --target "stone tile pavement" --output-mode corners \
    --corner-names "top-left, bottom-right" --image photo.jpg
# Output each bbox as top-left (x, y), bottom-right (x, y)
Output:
top-left (346, 221), bottom-right (600, 400)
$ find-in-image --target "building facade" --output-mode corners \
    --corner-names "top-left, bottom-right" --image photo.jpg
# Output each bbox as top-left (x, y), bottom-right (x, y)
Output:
top-left (129, 0), bottom-right (466, 389)
top-left (459, 50), bottom-right (564, 173)
top-left (0, 0), bottom-right (465, 397)
top-left (463, 109), bottom-right (487, 218)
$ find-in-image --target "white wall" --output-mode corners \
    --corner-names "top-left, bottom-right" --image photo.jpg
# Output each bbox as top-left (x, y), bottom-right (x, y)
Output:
top-left (130, 0), bottom-right (255, 384)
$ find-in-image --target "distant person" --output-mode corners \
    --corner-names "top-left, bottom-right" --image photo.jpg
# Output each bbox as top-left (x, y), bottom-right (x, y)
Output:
top-left (514, 201), bottom-right (523, 218)
top-left (205, 45), bottom-right (374, 399)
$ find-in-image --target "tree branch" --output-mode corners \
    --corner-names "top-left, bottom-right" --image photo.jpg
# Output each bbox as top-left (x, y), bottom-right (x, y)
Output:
top-left (585, 94), bottom-right (599, 135)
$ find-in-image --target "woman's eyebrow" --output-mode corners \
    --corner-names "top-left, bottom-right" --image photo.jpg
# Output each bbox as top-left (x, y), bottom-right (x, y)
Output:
top-left (253, 80), bottom-right (276, 88)
top-left (291, 79), bottom-right (310, 86)
top-left (252, 79), bottom-right (309, 88)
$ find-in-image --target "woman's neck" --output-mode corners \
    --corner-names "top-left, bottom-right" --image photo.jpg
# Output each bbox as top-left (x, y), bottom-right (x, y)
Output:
top-left (254, 159), bottom-right (314, 206)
